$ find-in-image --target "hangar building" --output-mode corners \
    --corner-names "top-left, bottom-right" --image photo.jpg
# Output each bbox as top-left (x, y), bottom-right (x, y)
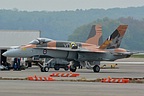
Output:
top-left (0, 30), bottom-right (40, 65)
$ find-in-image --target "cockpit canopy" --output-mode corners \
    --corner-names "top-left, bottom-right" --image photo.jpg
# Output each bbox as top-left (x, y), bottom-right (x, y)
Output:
top-left (29, 38), bottom-right (53, 45)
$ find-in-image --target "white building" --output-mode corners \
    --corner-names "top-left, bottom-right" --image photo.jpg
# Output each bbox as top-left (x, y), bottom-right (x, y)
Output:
top-left (0, 30), bottom-right (40, 64)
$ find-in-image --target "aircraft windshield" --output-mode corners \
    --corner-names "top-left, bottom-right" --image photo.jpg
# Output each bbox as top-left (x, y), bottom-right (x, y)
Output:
top-left (29, 38), bottom-right (52, 45)
top-left (29, 39), bottom-right (40, 44)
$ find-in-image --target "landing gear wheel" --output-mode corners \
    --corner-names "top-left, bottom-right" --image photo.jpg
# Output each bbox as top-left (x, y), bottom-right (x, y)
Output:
top-left (54, 65), bottom-right (60, 70)
top-left (93, 65), bottom-right (100, 73)
top-left (44, 67), bottom-right (49, 72)
top-left (70, 66), bottom-right (77, 72)
top-left (25, 62), bottom-right (32, 68)
top-left (64, 66), bottom-right (69, 71)
top-left (40, 67), bottom-right (44, 72)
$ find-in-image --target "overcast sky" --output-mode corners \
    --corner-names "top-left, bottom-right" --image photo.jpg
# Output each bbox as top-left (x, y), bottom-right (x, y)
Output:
top-left (0, 0), bottom-right (144, 11)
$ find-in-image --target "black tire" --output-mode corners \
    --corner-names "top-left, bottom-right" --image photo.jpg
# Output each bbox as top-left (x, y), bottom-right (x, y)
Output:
top-left (64, 66), bottom-right (69, 71)
top-left (54, 65), bottom-right (60, 70)
top-left (25, 62), bottom-right (29, 68)
top-left (44, 67), bottom-right (49, 72)
top-left (70, 65), bottom-right (77, 72)
top-left (40, 67), bottom-right (44, 72)
top-left (25, 62), bottom-right (32, 68)
top-left (28, 62), bottom-right (32, 67)
top-left (93, 65), bottom-right (100, 73)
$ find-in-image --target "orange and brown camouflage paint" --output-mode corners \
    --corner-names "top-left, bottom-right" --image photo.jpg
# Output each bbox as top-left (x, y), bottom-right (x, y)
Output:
top-left (20, 25), bottom-right (128, 54)
top-left (86, 25), bottom-right (102, 45)
top-left (99, 25), bottom-right (128, 49)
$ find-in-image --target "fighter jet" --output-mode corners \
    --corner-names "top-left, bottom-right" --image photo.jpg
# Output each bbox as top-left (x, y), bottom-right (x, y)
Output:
top-left (3, 25), bottom-right (133, 72)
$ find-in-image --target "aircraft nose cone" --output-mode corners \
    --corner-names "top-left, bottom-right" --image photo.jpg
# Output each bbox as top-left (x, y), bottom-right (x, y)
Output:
top-left (2, 50), bottom-right (14, 57)
top-left (2, 52), bottom-right (7, 57)
top-left (2, 48), bottom-right (32, 57)
top-left (2, 49), bottom-right (19, 57)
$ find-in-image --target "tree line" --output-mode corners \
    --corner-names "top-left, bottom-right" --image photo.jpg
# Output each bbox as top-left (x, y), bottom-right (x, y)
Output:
top-left (68, 17), bottom-right (144, 51)
top-left (0, 6), bottom-right (144, 50)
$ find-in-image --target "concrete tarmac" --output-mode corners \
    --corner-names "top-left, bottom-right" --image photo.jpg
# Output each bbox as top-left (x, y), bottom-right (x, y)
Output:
top-left (0, 58), bottom-right (144, 96)
top-left (0, 80), bottom-right (144, 96)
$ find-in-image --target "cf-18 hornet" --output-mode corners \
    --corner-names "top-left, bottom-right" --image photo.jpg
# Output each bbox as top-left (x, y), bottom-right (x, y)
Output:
top-left (3, 25), bottom-right (133, 72)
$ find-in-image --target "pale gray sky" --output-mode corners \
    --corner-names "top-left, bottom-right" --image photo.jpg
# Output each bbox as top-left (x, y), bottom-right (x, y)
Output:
top-left (0, 0), bottom-right (144, 11)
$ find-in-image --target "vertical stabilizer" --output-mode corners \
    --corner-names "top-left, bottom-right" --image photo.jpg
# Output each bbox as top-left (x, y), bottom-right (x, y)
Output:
top-left (86, 25), bottom-right (103, 46)
top-left (99, 25), bottom-right (128, 49)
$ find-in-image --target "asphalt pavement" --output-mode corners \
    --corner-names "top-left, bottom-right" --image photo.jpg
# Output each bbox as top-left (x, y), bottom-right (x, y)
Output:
top-left (0, 58), bottom-right (144, 96)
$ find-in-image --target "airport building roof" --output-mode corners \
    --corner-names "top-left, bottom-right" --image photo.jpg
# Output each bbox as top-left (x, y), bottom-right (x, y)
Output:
top-left (0, 30), bottom-right (40, 49)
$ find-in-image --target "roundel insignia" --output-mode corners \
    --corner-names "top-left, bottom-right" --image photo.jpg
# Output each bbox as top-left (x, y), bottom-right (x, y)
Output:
top-left (43, 49), bottom-right (47, 54)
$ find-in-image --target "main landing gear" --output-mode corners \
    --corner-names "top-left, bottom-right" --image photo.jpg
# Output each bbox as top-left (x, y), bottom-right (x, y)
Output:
top-left (70, 65), bottom-right (77, 72)
top-left (93, 65), bottom-right (100, 73)
top-left (69, 61), bottom-right (101, 73)
top-left (40, 66), bottom-right (49, 72)
top-left (40, 64), bottom-right (69, 72)
top-left (69, 61), bottom-right (80, 72)
top-left (85, 61), bottom-right (101, 73)
top-left (39, 58), bottom-right (70, 72)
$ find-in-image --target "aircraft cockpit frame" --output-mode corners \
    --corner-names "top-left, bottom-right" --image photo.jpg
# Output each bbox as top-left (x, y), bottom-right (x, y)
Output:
top-left (29, 38), bottom-right (53, 45)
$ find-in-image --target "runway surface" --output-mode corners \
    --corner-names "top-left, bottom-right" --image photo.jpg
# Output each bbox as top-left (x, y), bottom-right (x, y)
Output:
top-left (0, 80), bottom-right (144, 96)
top-left (0, 58), bottom-right (144, 96)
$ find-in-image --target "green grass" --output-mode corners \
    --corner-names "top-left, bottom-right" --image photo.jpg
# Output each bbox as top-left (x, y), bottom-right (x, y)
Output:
top-left (131, 54), bottom-right (144, 58)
